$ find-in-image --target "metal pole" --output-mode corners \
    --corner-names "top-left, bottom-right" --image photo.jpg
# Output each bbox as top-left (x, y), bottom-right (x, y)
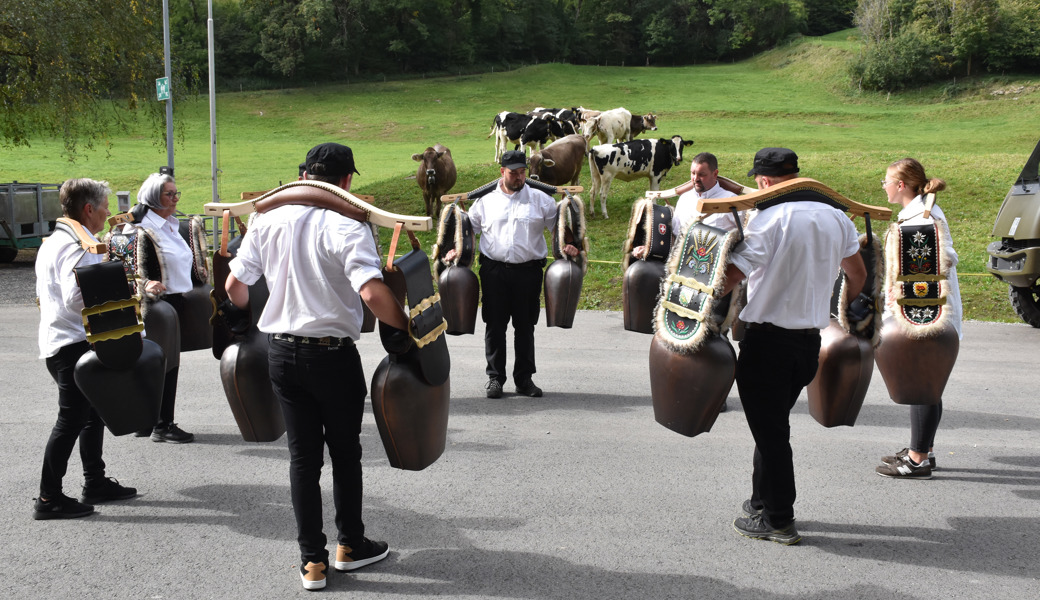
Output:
top-left (208, 0), bottom-right (218, 204)
top-left (162, 0), bottom-right (174, 170)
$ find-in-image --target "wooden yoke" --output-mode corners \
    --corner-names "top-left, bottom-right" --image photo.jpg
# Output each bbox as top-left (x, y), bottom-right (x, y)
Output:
top-left (697, 177), bottom-right (893, 221)
top-left (56, 217), bottom-right (107, 254)
top-left (441, 183), bottom-right (583, 205)
top-left (644, 175), bottom-right (754, 201)
top-left (204, 180), bottom-right (433, 231)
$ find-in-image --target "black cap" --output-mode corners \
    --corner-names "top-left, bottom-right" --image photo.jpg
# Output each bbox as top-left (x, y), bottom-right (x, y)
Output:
top-left (747, 147), bottom-right (799, 177)
top-left (500, 150), bottom-right (527, 170)
top-left (305, 143), bottom-right (360, 177)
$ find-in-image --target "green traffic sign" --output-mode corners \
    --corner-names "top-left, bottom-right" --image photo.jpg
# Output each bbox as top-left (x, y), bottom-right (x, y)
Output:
top-left (156, 77), bottom-right (170, 101)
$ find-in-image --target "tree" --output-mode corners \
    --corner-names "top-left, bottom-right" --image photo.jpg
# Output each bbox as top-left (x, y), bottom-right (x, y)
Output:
top-left (0, 0), bottom-right (165, 155)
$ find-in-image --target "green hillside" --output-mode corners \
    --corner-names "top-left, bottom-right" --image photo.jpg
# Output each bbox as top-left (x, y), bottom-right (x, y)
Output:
top-left (5, 34), bottom-right (1039, 322)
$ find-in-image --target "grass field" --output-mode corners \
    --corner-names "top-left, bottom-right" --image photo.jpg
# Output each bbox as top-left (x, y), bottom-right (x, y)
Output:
top-left (4, 32), bottom-right (1039, 323)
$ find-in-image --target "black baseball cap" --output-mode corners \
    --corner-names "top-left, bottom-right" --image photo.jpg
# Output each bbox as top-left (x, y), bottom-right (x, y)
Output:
top-left (747, 147), bottom-right (799, 177)
top-left (305, 143), bottom-right (360, 177)
top-left (500, 150), bottom-right (527, 170)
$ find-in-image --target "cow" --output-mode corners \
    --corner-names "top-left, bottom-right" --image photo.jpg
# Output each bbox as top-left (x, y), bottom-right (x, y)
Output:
top-left (629, 112), bottom-right (658, 140)
top-left (587, 135), bottom-right (694, 219)
top-left (412, 143), bottom-right (457, 218)
top-left (528, 134), bottom-right (587, 187)
top-left (488, 111), bottom-right (561, 161)
top-left (530, 107), bottom-right (581, 136)
top-left (575, 106), bottom-right (601, 125)
top-left (582, 107), bottom-right (633, 145)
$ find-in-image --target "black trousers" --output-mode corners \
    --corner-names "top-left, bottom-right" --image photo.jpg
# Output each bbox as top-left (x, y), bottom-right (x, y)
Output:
top-left (910, 403), bottom-right (943, 452)
top-left (40, 340), bottom-right (106, 498)
top-left (156, 294), bottom-right (183, 429)
top-left (268, 336), bottom-right (368, 565)
top-left (479, 257), bottom-right (544, 385)
top-left (735, 327), bottom-right (821, 528)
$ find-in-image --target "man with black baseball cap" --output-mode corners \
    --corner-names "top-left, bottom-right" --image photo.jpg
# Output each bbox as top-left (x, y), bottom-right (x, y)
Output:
top-left (746, 147), bottom-right (800, 179)
top-left (720, 146), bottom-right (865, 545)
top-left (305, 142), bottom-right (360, 178)
top-left (446, 150), bottom-right (577, 399)
top-left (226, 142), bottom-right (405, 589)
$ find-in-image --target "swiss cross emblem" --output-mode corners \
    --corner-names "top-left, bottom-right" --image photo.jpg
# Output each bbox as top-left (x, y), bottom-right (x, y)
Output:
top-left (658, 223), bottom-right (667, 236)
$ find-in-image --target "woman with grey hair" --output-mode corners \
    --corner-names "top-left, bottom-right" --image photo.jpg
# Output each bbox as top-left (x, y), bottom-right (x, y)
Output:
top-left (122, 172), bottom-right (195, 443)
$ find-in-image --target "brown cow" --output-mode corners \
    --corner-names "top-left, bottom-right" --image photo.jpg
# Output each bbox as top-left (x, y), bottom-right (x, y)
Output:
top-left (528, 134), bottom-right (587, 187)
top-left (629, 112), bottom-right (658, 140)
top-left (412, 144), bottom-right (457, 217)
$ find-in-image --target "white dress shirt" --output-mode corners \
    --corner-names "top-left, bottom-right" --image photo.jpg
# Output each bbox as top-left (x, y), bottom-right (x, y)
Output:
top-left (229, 205), bottom-right (383, 339)
top-left (883, 196), bottom-right (963, 339)
top-left (36, 227), bottom-right (103, 358)
top-left (729, 201), bottom-right (860, 330)
top-left (140, 210), bottom-right (193, 294)
top-left (469, 183), bottom-right (557, 263)
top-left (672, 182), bottom-right (741, 234)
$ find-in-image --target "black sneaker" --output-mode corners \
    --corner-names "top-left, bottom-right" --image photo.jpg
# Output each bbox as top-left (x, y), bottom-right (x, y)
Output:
top-left (876, 454), bottom-right (932, 479)
top-left (741, 499), bottom-right (763, 518)
top-left (81, 477), bottom-right (138, 504)
top-left (515, 380), bottom-right (543, 398)
top-left (485, 379), bottom-right (503, 399)
top-left (733, 514), bottom-right (801, 545)
top-left (151, 423), bottom-right (195, 444)
top-left (719, 399), bottom-right (729, 413)
top-left (299, 561), bottom-right (328, 590)
top-left (134, 428), bottom-right (152, 437)
top-left (881, 448), bottom-right (936, 470)
top-left (335, 538), bottom-right (389, 571)
top-left (32, 494), bottom-right (95, 520)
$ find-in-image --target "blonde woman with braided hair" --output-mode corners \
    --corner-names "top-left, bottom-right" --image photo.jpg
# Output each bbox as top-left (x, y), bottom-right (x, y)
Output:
top-left (876, 158), bottom-right (962, 479)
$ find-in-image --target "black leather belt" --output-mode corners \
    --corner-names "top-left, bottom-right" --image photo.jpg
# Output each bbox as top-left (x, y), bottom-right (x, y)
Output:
top-left (744, 322), bottom-right (819, 336)
top-left (480, 256), bottom-right (546, 269)
top-left (271, 333), bottom-right (354, 347)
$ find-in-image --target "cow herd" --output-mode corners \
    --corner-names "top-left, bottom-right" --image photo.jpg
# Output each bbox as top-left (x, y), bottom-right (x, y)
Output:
top-left (411, 106), bottom-right (690, 219)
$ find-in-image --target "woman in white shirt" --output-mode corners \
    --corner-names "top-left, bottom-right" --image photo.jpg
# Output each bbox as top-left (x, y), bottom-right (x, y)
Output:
top-left (130, 173), bottom-right (196, 443)
top-left (876, 158), bottom-right (962, 479)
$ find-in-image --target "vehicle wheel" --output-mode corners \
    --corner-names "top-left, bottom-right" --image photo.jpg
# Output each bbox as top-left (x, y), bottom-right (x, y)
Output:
top-left (1009, 284), bottom-right (1040, 328)
top-left (0, 247), bottom-right (17, 263)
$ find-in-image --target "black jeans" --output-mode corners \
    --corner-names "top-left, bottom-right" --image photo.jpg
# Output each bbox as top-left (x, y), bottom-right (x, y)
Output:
top-left (479, 257), bottom-right (544, 385)
top-left (735, 327), bottom-right (821, 528)
top-left (268, 336), bottom-right (368, 564)
top-left (40, 340), bottom-right (106, 498)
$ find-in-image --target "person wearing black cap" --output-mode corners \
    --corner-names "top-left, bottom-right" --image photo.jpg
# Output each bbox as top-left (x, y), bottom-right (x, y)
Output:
top-left (721, 147), bottom-right (866, 545)
top-left (225, 142), bottom-right (406, 590)
top-left (462, 149), bottom-right (578, 398)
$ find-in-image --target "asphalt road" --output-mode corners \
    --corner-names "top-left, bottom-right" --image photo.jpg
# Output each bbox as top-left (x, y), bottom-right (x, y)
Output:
top-left (1, 257), bottom-right (1038, 599)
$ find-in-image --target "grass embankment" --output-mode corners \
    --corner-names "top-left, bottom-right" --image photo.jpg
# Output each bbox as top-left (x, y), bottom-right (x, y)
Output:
top-left (5, 32), bottom-right (1038, 322)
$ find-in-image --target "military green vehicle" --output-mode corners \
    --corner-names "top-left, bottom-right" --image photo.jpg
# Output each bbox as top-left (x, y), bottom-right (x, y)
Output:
top-left (987, 139), bottom-right (1040, 327)
top-left (0, 183), bottom-right (62, 262)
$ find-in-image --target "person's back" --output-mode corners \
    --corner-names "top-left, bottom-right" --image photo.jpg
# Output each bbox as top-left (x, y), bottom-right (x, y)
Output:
top-left (240, 204), bottom-right (374, 338)
top-left (735, 202), bottom-right (858, 329)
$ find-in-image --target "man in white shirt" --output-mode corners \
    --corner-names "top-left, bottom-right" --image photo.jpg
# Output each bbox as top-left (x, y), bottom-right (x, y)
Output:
top-left (33, 178), bottom-right (138, 520)
top-left (467, 150), bottom-right (578, 399)
top-left (672, 152), bottom-right (742, 234)
top-left (226, 143), bottom-right (408, 590)
top-left (631, 152), bottom-right (742, 259)
top-left (721, 148), bottom-right (865, 545)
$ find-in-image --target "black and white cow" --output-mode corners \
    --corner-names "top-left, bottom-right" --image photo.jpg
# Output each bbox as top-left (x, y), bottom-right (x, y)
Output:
top-left (530, 107), bottom-right (581, 136)
top-left (587, 135), bottom-right (694, 218)
top-left (488, 111), bottom-right (562, 161)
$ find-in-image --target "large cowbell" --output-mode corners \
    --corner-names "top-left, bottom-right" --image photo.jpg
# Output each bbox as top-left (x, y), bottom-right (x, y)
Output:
top-left (221, 276), bottom-right (285, 442)
top-left (72, 260), bottom-right (164, 436)
top-left (649, 222), bottom-right (739, 437)
top-left (622, 199), bottom-right (672, 334)
top-left (371, 242), bottom-right (451, 470)
top-left (544, 194), bottom-right (588, 328)
top-left (433, 202), bottom-right (478, 335)
top-left (806, 233), bottom-right (883, 428)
